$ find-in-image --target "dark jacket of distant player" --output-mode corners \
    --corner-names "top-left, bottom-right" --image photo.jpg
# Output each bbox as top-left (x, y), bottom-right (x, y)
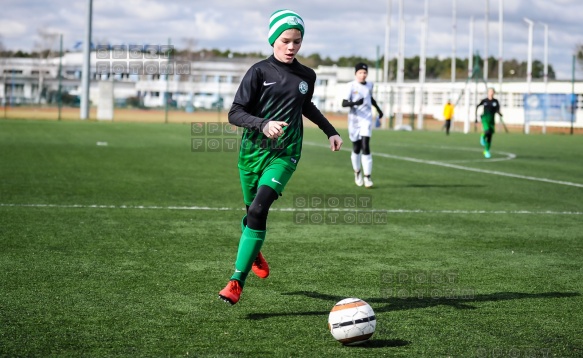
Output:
top-left (477, 98), bottom-right (501, 116)
top-left (476, 98), bottom-right (502, 124)
top-left (228, 55), bottom-right (338, 173)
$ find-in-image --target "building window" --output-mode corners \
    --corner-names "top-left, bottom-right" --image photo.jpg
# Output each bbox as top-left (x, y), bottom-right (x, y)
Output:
top-left (512, 93), bottom-right (523, 108)
top-left (31, 84), bottom-right (39, 97)
top-left (5, 83), bottom-right (25, 96)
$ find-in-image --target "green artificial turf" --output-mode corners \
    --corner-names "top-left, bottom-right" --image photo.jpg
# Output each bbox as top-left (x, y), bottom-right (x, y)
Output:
top-left (0, 119), bottom-right (582, 357)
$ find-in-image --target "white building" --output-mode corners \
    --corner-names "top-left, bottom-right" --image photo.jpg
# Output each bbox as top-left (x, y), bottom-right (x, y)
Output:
top-left (1, 53), bottom-right (581, 130)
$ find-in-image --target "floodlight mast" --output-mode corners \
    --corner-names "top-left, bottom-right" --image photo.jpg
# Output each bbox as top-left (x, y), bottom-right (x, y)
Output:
top-left (464, 16), bottom-right (474, 134)
top-left (383, 0), bottom-right (392, 83)
top-left (484, 0), bottom-right (489, 81)
top-left (469, 16), bottom-right (474, 79)
top-left (451, 0), bottom-right (457, 96)
top-left (540, 22), bottom-right (549, 134)
top-left (395, 0), bottom-right (404, 128)
top-left (417, 0), bottom-right (428, 130)
top-left (80, 0), bottom-right (93, 120)
top-left (498, 0), bottom-right (503, 96)
top-left (524, 18), bottom-right (534, 95)
top-left (523, 17), bottom-right (534, 134)
top-left (397, 0), bottom-right (404, 85)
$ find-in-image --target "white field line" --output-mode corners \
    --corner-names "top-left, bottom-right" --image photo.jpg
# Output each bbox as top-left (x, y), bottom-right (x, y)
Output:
top-left (304, 141), bottom-right (583, 188)
top-left (0, 203), bottom-right (581, 215)
top-left (373, 142), bottom-right (518, 163)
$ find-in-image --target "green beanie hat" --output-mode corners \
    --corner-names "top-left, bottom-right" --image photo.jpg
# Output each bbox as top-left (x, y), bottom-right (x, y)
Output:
top-left (268, 9), bottom-right (305, 46)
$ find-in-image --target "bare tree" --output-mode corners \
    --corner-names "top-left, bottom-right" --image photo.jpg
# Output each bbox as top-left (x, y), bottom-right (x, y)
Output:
top-left (34, 28), bottom-right (59, 59)
top-left (33, 28), bottom-right (60, 103)
top-left (181, 37), bottom-right (198, 61)
top-left (181, 37), bottom-right (198, 108)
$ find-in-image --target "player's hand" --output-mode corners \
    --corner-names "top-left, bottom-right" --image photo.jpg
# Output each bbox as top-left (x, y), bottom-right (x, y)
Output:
top-left (263, 121), bottom-right (288, 139)
top-left (329, 135), bottom-right (343, 151)
top-left (354, 98), bottom-right (364, 106)
top-left (378, 110), bottom-right (384, 118)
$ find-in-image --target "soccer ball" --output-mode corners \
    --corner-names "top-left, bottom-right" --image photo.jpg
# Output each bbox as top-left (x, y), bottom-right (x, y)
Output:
top-left (328, 297), bottom-right (376, 345)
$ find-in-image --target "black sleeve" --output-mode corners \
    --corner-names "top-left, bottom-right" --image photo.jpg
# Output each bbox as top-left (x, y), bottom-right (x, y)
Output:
top-left (476, 99), bottom-right (485, 110)
top-left (342, 99), bottom-right (364, 107)
top-left (227, 66), bottom-right (269, 131)
top-left (228, 104), bottom-right (268, 132)
top-left (371, 97), bottom-right (383, 117)
top-left (495, 99), bottom-right (502, 115)
top-left (303, 101), bottom-right (339, 138)
top-left (341, 99), bottom-right (353, 108)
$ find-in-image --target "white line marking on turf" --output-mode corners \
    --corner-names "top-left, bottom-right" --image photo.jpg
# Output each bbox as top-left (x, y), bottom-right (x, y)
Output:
top-left (428, 146), bottom-right (516, 163)
top-left (304, 141), bottom-right (583, 188)
top-left (1, 203), bottom-right (581, 215)
top-left (380, 142), bottom-right (517, 163)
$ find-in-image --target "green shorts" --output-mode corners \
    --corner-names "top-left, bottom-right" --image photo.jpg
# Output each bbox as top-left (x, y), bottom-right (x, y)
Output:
top-left (481, 114), bottom-right (495, 133)
top-left (239, 157), bottom-right (295, 206)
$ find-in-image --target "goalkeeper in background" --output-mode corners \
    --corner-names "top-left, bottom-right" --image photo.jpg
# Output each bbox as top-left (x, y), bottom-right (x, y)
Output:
top-left (475, 88), bottom-right (503, 159)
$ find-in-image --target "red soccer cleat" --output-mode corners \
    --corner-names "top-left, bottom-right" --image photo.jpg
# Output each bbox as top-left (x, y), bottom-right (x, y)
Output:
top-left (252, 251), bottom-right (270, 279)
top-left (218, 280), bottom-right (243, 305)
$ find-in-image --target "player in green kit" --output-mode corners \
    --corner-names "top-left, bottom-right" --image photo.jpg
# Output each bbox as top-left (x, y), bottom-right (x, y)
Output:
top-left (475, 88), bottom-right (503, 159)
top-left (218, 9), bottom-right (343, 305)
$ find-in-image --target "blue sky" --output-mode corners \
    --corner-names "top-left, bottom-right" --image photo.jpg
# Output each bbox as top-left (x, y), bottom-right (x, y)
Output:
top-left (0, 0), bottom-right (581, 79)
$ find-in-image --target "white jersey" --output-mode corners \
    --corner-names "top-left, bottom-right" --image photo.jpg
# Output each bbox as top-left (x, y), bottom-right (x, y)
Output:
top-left (345, 80), bottom-right (374, 142)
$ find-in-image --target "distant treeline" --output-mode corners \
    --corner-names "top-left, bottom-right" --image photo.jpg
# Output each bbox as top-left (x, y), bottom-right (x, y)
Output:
top-left (1, 48), bottom-right (555, 80)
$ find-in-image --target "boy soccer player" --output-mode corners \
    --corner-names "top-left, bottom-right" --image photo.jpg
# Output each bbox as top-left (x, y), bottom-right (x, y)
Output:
top-left (342, 63), bottom-right (383, 188)
top-left (218, 9), bottom-right (343, 305)
top-left (475, 88), bottom-right (503, 159)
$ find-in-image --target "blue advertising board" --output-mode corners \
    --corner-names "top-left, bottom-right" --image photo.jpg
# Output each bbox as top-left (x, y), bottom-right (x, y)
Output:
top-left (524, 93), bottom-right (576, 122)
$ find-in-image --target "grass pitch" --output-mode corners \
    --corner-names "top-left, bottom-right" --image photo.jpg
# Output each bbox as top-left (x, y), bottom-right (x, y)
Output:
top-left (0, 118), bottom-right (582, 357)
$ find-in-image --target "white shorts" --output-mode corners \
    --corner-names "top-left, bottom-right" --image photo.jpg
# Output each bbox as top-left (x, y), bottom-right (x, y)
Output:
top-left (348, 117), bottom-right (372, 142)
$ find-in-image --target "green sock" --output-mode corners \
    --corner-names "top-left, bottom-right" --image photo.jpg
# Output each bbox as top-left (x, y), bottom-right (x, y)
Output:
top-left (485, 140), bottom-right (491, 152)
top-left (230, 227), bottom-right (266, 287)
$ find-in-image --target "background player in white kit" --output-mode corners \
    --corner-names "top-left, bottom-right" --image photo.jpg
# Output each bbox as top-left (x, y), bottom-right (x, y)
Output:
top-left (341, 63), bottom-right (383, 188)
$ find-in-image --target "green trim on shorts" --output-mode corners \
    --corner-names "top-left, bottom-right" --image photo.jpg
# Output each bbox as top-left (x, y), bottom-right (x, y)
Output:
top-left (239, 157), bottom-right (296, 206)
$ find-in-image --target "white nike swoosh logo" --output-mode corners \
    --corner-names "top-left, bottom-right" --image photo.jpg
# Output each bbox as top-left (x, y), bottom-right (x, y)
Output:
top-left (235, 269), bottom-right (242, 273)
top-left (271, 178), bottom-right (282, 185)
top-left (263, 81), bottom-right (276, 86)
